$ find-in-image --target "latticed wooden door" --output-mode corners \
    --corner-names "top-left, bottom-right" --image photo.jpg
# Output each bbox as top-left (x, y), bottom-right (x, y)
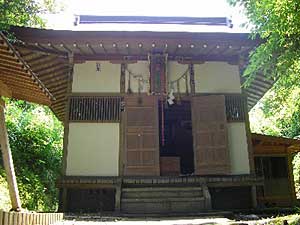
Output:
top-left (123, 95), bottom-right (160, 176)
top-left (191, 95), bottom-right (230, 175)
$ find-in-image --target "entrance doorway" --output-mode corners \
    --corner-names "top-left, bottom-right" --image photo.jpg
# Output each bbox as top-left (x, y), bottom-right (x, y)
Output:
top-left (159, 100), bottom-right (194, 175)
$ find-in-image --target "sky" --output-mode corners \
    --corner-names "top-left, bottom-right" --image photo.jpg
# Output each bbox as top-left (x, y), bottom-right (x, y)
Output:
top-left (44, 0), bottom-right (249, 32)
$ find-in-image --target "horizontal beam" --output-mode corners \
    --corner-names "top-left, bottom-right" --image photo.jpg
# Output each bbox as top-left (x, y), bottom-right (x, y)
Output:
top-left (74, 53), bottom-right (239, 63)
top-left (76, 15), bottom-right (233, 27)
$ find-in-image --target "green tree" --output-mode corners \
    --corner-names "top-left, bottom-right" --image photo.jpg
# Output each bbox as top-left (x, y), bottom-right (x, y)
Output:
top-left (228, 0), bottom-right (300, 139)
top-left (0, 0), bottom-right (64, 211)
top-left (229, 0), bottom-right (300, 198)
top-left (228, 0), bottom-right (300, 86)
top-left (0, 0), bottom-right (64, 31)
top-left (0, 100), bottom-right (63, 211)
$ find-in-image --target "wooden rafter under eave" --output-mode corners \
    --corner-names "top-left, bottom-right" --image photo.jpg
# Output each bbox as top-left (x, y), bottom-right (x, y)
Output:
top-left (0, 32), bottom-right (55, 105)
top-left (0, 32), bottom-right (55, 212)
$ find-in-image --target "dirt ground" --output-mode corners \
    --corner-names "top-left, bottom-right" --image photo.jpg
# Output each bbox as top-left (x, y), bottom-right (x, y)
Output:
top-left (53, 214), bottom-right (300, 225)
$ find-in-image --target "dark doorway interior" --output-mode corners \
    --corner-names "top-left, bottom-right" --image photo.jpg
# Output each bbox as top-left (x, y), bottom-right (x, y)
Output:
top-left (159, 100), bottom-right (194, 175)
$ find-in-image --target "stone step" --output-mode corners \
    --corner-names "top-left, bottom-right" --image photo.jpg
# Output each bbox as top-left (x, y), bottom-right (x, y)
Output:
top-left (122, 196), bottom-right (205, 203)
top-left (122, 186), bottom-right (202, 192)
top-left (122, 187), bottom-right (203, 198)
top-left (121, 198), bottom-right (206, 214)
top-left (120, 185), bottom-right (208, 213)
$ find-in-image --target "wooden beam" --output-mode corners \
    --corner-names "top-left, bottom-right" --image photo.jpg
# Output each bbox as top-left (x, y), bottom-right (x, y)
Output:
top-left (0, 80), bottom-right (12, 97)
top-left (249, 84), bottom-right (269, 94)
top-left (0, 64), bottom-right (28, 75)
top-left (120, 63), bottom-right (126, 93)
top-left (34, 63), bottom-right (67, 74)
top-left (287, 152), bottom-right (297, 205)
top-left (0, 33), bottom-right (54, 101)
top-left (38, 66), bottom-right (69, 79)
top-left (26, 54), bottom-right (50, 65)
top-left (43, 74), bottom-right (68, 85)
top-left (0, 98), bottom-right (22, 211)
top-left (253, 145), bottom-right (286, 154)
top-left (73, 53), bottom-right (240, 63)
top-left (86, 43), bottom-right (97, 54)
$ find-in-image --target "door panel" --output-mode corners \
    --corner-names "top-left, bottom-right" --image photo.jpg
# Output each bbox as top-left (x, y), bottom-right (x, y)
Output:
top-left (192, 95), bottom-right (230, 175)
top-left (123, 95), bottom-right (160, 176)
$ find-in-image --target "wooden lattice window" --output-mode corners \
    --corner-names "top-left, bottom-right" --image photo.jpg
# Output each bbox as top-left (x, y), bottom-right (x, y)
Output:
top-left (225, 95), bottom-right (247, 122)
top-left (69, 96), bottom-right (122, 122)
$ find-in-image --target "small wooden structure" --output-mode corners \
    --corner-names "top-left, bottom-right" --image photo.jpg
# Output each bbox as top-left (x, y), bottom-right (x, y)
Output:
top-left (252, 133), bottom-right (300, 207)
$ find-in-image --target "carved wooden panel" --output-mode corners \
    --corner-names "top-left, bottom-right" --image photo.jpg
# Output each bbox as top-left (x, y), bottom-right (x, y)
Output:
top-left (123, 95), bottom-right (160, 176)
top-left (192, 95), bottom-right (230, 175)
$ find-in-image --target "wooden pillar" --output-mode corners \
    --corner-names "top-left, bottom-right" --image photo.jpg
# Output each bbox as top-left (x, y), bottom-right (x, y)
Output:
top-left (120, 63), bottom-right (126, 94)
top-left (0, 98), bottom-right (22, 211)
top-left (115, 178), bottom-right (122, 212)
top-left (60, 53), bottom-right (74, 212)
top-left (60, 188), bottom-right (68, 212)
top-left (239, 57), bottom-right (255, 174)
top-left (251, 185), bottom-right (258, 208)
top-left (62, 52), bottom-right (74, 175)
top-left (242, 93), bottom-right (255, 174)
top-left (202, 184), bottom-right (212, 210)
top-left (287, 150), bottom-right (297, 205)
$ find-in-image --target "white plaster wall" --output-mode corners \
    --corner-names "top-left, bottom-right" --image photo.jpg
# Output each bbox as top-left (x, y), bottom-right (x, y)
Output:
top-left (125, 61), bottom-right (150, 93)
top-left (72, 61), bottom-right (120, 93)
top-left (168, 62), bottom-right (190, 93)
top-left (66, 123), bottom-right (119, 176)
top-left (227, 122), bottom-right (250, 175)
top-left (194, 62), bottom-right (242, 93)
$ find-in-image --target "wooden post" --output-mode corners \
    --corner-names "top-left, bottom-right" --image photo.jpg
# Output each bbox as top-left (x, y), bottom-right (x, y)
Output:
top-left (62, 52), bottom-right (74, 175)
top-left (287, 150), bottom-right (297, 205)
top-left (120, 63), bottom-right (126, 94)
top-left (202, 184), bottom-right (212, 210)
top-left (251, 185), bottom-right (258, 208)
top-left (60, 52), bottom-right (74, 212)
top-left (115, 178), bottom-right (122, 212)
top-left (0, 98), bottom-right (22, 211)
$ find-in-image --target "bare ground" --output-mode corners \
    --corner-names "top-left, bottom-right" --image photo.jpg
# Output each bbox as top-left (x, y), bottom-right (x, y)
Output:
top-left (54, 214), bottom-right (300, 225)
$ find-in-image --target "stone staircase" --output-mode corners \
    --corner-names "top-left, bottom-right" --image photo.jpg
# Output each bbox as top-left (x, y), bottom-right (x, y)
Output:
top-left (121, 184), bottom-right (211, 214)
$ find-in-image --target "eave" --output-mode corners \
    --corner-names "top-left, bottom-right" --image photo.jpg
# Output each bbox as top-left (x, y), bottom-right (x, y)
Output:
top-left (10, 26), bottom-right (274, 120)
top-left (0, 32), bottom-right (54, 106)
top-left (252, 133), bottom-right (300, 154)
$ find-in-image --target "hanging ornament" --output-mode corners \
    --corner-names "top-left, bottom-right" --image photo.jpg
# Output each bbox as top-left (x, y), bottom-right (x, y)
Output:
top-left (167, 89), bottom-right (175, 105)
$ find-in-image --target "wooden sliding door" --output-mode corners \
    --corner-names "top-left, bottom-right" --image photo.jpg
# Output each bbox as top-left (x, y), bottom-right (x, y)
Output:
top-left (192, 95), bottom-right (230, 175)
top-left (123, 95), bottom-right (160, 176)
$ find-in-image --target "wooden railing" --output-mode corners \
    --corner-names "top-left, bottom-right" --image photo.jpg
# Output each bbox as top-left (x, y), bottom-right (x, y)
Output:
top-left (0, 210), bottom-right (63, 225)
top-left (69, 96), bottom-right (122, 122)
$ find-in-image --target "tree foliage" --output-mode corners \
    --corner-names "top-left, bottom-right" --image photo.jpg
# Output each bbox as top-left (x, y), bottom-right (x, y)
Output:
top-left (0, 0), bottom-right (65, 211)
top-left (228, 0), bottom-right (300, 198)
top-left (228, 0), bottom-right (300, 139)
top-left (0, 100), bottom-right (63, 211)
top-left (0, 0), bottom-right (64, 31)
top-left (228, 0), bottom-right (300, 86)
